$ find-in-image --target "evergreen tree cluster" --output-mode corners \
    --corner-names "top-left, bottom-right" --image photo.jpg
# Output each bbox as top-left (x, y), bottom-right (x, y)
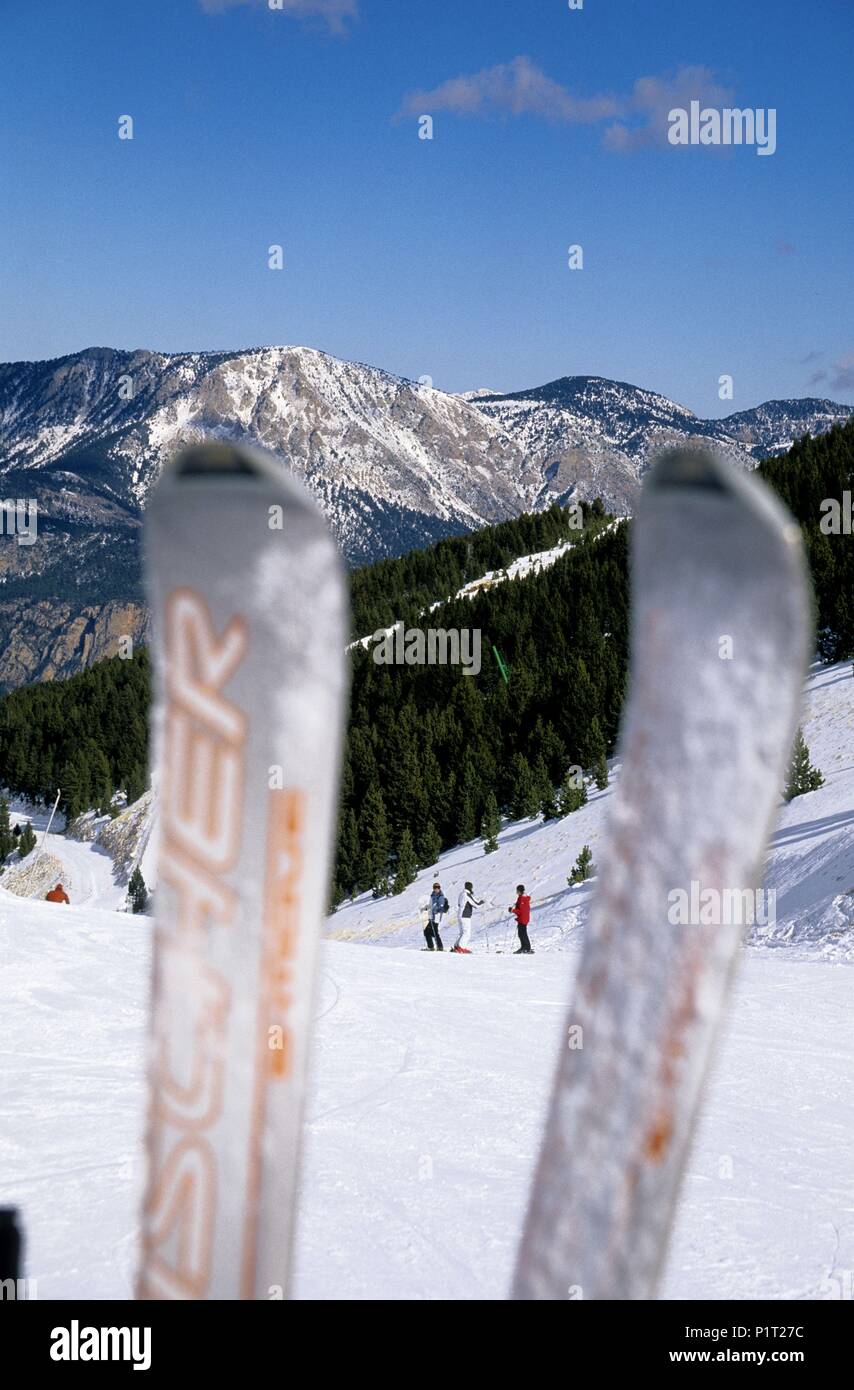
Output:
top-left (331, 519), bottom-right (627, 902)
top-left (758, 418), bottom-right (854, 660)
top-left (348, 500), bottom-right (607, 640)
top-left (0, 648), bottom-right (149, 818)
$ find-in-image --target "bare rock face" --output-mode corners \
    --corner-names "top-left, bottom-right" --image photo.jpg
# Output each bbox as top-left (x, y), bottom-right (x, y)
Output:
top-left (97, 789), bottom-right (155, 886)
top-left (0, 599), bottom-right (149, 689)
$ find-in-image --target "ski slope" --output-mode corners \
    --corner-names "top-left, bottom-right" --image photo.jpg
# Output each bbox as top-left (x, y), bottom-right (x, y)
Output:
top-left (4, 804), bottom-right (128, 913)
top-left (330, 660), bottom-right (854, 961)
top-left (1, 662), bottom-right (853, 1299)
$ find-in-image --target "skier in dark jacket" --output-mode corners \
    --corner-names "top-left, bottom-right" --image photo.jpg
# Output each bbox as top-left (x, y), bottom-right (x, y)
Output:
top-left (425, 882), bottom-right (449, 951)
top-left (509, 885), bottom-right (533, 953)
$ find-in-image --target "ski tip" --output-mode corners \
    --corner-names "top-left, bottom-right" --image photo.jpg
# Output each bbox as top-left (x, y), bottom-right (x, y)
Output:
top-left (172, 441), bottom-right (264, 479)
top-left (643, 443), bottom-right (806, 556)
top-left (647, 447), bottom-right (727, 493)
top-left (153, 438), bottom-right (328, 520)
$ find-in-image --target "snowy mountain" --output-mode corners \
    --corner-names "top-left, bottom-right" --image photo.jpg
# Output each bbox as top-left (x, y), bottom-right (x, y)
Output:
top-left (0, 344), bottom-right (849, 686)
top-left (0, 345), bottom-right (540, 563)
top-left (2, 660), bottom-right (853, 1299)
top-left (468, 376), bottom-right (853, 513)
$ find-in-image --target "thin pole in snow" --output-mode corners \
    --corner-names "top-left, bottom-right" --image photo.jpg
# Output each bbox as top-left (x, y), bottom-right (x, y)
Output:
top-left (25, 788), bottom-right (61, 895)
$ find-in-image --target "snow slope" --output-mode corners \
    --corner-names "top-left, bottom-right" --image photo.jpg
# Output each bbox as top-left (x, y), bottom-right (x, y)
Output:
top-left (1, 912), bottom-right (852, 1301)
top-left (1, 662), bottom-right (853, 1299)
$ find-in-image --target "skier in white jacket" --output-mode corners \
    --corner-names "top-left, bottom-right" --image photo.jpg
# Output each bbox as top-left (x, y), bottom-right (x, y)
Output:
top-left (453, 881), bottom-right (484, 954)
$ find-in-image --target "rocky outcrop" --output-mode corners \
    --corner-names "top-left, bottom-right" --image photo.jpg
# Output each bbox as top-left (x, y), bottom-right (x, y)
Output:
top-left (0, 599), bottom-right (149, 689)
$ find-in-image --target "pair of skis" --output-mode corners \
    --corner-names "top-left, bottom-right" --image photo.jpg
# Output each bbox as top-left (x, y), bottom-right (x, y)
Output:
top-left (138, 439), bottom-right (810, 1300)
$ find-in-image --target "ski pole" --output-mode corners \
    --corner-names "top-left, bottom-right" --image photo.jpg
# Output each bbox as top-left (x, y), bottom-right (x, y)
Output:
top-left (0, 1208), bottom-right (22, 1291)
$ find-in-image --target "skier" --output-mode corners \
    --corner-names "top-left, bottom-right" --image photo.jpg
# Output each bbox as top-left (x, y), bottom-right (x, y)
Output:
top-left (509, 884), bottom-right (533, 954)
top-left (424, 882), bottom-right (449, 951)
top-left (452, 881), bottom-right (484, 954)
top-left (45, 883), bottom-right (70, 905)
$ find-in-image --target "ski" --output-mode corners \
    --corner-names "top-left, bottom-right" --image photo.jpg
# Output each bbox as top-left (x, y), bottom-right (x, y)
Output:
top-left (513, 448), bottom-right (811, 1301)
top-left (138, 441), bottom-right (347, 1300)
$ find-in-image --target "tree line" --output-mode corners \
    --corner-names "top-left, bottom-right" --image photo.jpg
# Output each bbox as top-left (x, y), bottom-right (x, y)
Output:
top-left (758, 418), bottom-right (854, 659)
top-left (0, 648), bottom-right (149, 819)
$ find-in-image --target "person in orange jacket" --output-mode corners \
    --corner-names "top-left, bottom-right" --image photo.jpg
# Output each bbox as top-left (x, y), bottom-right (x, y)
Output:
top-left (45, 883), bottom-right (70, 904)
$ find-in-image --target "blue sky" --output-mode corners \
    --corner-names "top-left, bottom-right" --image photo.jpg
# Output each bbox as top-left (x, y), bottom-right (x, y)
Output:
top-left (1, 0), bottom-right (851, 414)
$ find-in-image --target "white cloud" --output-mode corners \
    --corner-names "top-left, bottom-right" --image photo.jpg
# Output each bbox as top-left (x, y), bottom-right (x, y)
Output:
top-left (398, 59), bottom-right (735, 154)
top-left (198, 0), bottom-right (357, 32)
top-left (829, 353), bottom-right (854, 394)
top-left (603, 66), bottom-right (733, 152)
top-left (808, 354), bottom-right (854, 394)
top-left (398, 56), bottom-right (620, 126)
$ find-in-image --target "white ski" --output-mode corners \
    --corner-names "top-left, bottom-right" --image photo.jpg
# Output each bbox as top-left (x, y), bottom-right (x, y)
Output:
top-left (138, 441), bottom-right (347, 1300)
top-left (513, 448), bottom-right (811, 1301)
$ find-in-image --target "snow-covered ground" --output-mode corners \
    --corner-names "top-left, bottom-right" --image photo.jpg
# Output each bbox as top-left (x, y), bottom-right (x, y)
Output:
top-left (1, 661), bottom-right (853, 1299)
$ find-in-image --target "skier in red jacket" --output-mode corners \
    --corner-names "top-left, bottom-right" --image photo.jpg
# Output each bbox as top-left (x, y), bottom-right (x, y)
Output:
top-left (45, 883), bottom-right (70, 905)
top-left (509, 885), bottom-right (533, 954)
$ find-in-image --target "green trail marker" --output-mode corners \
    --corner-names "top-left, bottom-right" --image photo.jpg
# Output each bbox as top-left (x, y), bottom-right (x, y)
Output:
top-left (492, 645), bottom-right (509, 685)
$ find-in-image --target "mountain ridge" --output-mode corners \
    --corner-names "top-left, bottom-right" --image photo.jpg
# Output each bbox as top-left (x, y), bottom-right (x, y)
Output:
top-left (0, 343), bottom-right (850, 687)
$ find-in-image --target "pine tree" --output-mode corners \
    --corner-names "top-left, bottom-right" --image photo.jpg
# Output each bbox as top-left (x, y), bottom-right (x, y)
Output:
top-left (532, 753), bottom-right (553, 805)
top-left (568, 845), bottom-right (595, 885)
top-left (18, 822), bottom-right (37, 858)
top-left (0, 796), bottom-right (13, 863)
top-left (480, 792), bottom-right (501, 853)
top-left (592, 751), bottom-right (609, 790)
top-left (358, 782), bottom-right (390, 896)
top-left (583, 717), bottom-right (608, 782)
top-left (91, 747), bottom-right (114, 815)
top-left (540, 787), bottom-right (561, 820)
top-left (509, 752), bottom-right (540, 820)
top-left (418, 821), bottom-right (442, 869)
top-left (334, 807), bottom-right (361, 902)
top-left (558, 768), bottom-right (588, 816)
top-left (454, 754), bottom-right (480, 843)
top-left (372, 873), bottom-right (390, 900)
top-left (784, 728), bottom-right (824, 801)
top-left (392, 828), bottom-right (417, 895)
top-left (60, 757), bottom-right (85, 820)
top-left (124, 767), bottom-right (146, 806)
top-left (128, 867), bottom-right (148, 913)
